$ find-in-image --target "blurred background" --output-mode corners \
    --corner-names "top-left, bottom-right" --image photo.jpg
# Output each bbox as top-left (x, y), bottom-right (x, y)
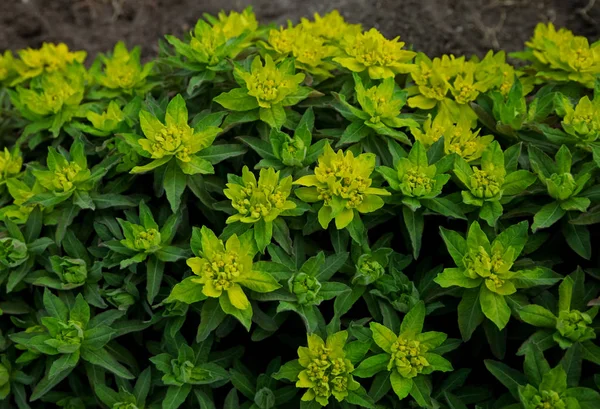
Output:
top-left (1, 0), bottom-right (599, 58)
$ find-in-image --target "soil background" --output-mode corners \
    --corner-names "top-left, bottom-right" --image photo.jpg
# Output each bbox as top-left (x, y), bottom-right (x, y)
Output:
top-left (1, 0), bottom-right (600, 58)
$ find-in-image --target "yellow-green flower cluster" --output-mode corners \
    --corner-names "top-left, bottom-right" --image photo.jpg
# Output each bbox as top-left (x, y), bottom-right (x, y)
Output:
top-left (166, 7), bottom-right (257, 68)
top-left (0, 51), bottom-right (16, 83)
top-left (238, 55), bottom-right (305, 109)
top-left (224, 166), bottom-right (295, 224)
top-left (411, 110), bottom-right (493, 162)
top-left (11, 42), bottom-right (86, 83)
top-left (94, 42), bottom-right (154, 94)
top-left (299, 11), bottom-right (362, 43)
top-left (296, 332), bottom-right (359, 406)
top-left (15, 65), bottom-right (86, 118)
top-left (334, 28), bottom-right (416, 79)
top-left (32, 142), bottom-right (92, 195)
top-left (0, 148), bottom-right (22, 183)
top-left (379, 141), bottom-right (449, 200)
top-left (0, 179), bottom-right (45, 224)
top-left (186, 227), bottom-right (280, 311)
top-left (294, 143), bottom-right (390, 229)
top-left (135, 94), bottom-right (221, 166)
top-left (521, 22), bottom-right (600, 87)
top-left (265, 25), bottom-right (339, 79)
top-left (558, 95), bottom-right (600, 143)
top-left (86, 101), bottom-right (125, 134)
top-left (408, 53), bottom-right (491, 119)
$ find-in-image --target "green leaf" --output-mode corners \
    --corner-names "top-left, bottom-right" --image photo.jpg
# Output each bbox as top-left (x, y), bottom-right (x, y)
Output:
top-left (81, 347), bottom-right (134, 379)
top-left (196, 144), bottom-right (247, 164)
top-left (346, 388), bottom-right (375, 409)
top-left (338, 121), bottom-right (371, 146)
top-left (410, 376), bottom-right (433, 408)
top-left (518, 305), bottom-right (557, 328)
top-left (353, 353), bottom-right (389, 378)
top-left (484, 360), bottom-right (526, 399)
top-left (458, 288), bottom-right (484, 341)
top-left (532, 201), bottom-right (566, 232)
top-left (259, 105), bottom-right (286, 129)
top-left (214, 88), bottom-right (259, 111)
top-left (400, 301), bottom-right (425, 334)
top-left (165, 276), bottom-right (206, 304)
top-left (146, 256), bottom-right (165, 305)
top-left (524, 345), bottom-right (551, 387)
top-left (390, 371), bottom-right (413, 400)
top-left (581, 340), bottom-right (600, 365)
top-left (229, 369), bottom-right (256, 399)
top-left (163, 384), bottom-right (192, 409)
top-left (272, 360), bottom-right (303, 382)
top-left (562, 218), bottom-right (591, 260)
top-left (440, 227), bottom-right (467, 267)
top-left (480, 286), bottom-right (511, 330)
top-left (196, 298), bottom-right (226, 342)
top-left (163, 159), bottom-right (187, 212)
top-left (254, 219), bottom-right (273, 253)
top-left (402, 207), bottom-right (424, 259)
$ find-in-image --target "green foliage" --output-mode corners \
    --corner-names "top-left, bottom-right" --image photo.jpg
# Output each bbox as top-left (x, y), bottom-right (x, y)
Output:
top-left (0, 9), bottom-right (599, 409)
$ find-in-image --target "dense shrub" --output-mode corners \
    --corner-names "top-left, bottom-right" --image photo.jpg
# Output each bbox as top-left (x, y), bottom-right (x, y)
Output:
top-left (0, 7), bottom-right (599, 409)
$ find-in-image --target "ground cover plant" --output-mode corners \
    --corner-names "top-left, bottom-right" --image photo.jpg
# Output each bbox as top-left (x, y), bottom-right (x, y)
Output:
top-left (0, 8), bottom-right (599, 409)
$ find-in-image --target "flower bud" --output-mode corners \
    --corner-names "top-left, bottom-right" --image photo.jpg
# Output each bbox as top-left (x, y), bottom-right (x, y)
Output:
top-left (290, 273), bottom-right (322, 305)
top-left (547, 173), bottom-right (577, 201)
top-left (0, 237), bottom-right (28, 268)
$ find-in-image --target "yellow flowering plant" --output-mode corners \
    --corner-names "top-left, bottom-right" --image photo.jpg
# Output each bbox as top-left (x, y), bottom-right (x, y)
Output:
top-left (120, 94), bottom-right (243, 212)
top-left (223, 166), bottom-right (296, 252)
top-left (89, 41), bottom-right (155, 97)
top-left (3, 10), bottom-right (600, 409)
top-left (453, 141), bottom-right (536, 226)
top-left (353, 302), bottom-right (453, 406)
top-left (11, 42), bottom-right (86, 85)
top-left (262, 24), bottom-right (339, 80)
top-left (407, 53), bottom-right (489, 122)
top-left (214, 55), bottom-right (309, 129)
top-left (8, 64), bottom-right (90, 138)
top-left (299, 10), bottom-right (362, 44)
top-left (273, 331), bottom-right (368, 407)
top-left (294, 143), bottom-right (390, 240)
top-left (165, 226), bottom-right (281, 330)
top-left (0, 51), bottom-right (16, 84)
top-left (435, 221), bottom-right (560, 334)
top-left (513, 22), bottom-right (600, 88)
top-left (334, 28), bottom-right (416, 79)
top-left (332, 74), bottom-right (419, 146)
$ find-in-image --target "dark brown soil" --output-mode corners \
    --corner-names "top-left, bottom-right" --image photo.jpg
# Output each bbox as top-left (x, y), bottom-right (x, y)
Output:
top-left (1, 0), bottom-right (599, 58)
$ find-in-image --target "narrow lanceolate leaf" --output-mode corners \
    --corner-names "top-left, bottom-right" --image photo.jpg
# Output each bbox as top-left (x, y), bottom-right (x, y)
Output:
top-left (484, 360), bottom-right (526, 399)
top-left (163, 159), bottom-right (187, 212)
top-left (458, 288), bottom-right (484, 341)
top-left (402, 207), bottom-right (424, 259)
top-left (146, 255), bottom-right (165, 305)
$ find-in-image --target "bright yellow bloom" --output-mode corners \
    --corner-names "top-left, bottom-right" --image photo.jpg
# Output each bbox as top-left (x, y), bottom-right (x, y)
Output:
top-left (334, 28), bottom-right (416, 79)
top-left (411, 110), bottom-right (454, 148)
top-left (522, 23), bottom-right (600, 87)
top-left (0, 51), bottom-right (15, 82)
top-left (186, 227), bottom-right (281, 310)
top-left (86, 101), bottom-right (125, 133)
top-left (408, 53), bottom-right (485, 120)
top-left (96, 42), bottom-right (153, 93)
top-left (137, 94), bottom-right (220, 162)
top-left (212, 7), bottom-right (258, 39)
top-left (238, 55), bottom-right (305, 108)
top-left (443, 115), bottom-right (494, 162)
top-left (16, 66), bottom-right (86, 117)
top-left (224, 166), bottom-right (295, 224)
top-left (296, 332), bottom-right (360, 406)
top-left (294, 143), bottom-right (390, 229)
top-left (266, 26), bottom-right (338, 78)
top-left (560, 95), bottom-right (600, 143)
top-left (299, 10), bottom-right (362, 43)
top-left (14, 43), bottom-right (86, 82)
top-left (0, 148), bottom-right (22, 182)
